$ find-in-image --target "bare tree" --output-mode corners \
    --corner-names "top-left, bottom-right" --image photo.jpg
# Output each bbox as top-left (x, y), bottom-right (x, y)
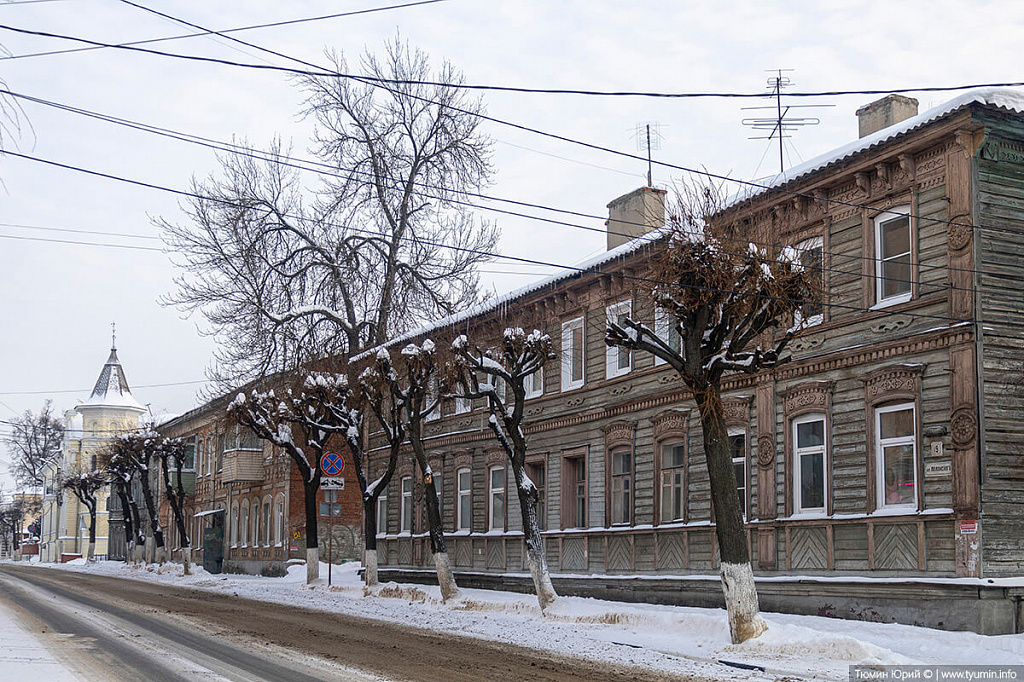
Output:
top-left (372, 341), bottom-right (458, 600)
top-left (228, 374), bottom-right (356, 585)
top-left (161, 38), bottom-right (498, 386)
top-left (61, 468), bottom-right (106, 562)
top-left (5, 400), bottom-right (64, 489)
top-left (605, 183), bottom-right (818, 644)
top-left (106, 447), bottom-right (144, 564)
top-left (356, 351), bottom-right (406, 587)
top-left (108, 432), bottom-right (166, 563)
top-left (155, 437), bottom-right (194, 574)
top-left (449, 328), bottom-right (558, 610)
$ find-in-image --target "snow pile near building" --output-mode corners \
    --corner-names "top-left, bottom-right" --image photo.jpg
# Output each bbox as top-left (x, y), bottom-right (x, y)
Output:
top-left (726, 619), bottom-right (916, 665)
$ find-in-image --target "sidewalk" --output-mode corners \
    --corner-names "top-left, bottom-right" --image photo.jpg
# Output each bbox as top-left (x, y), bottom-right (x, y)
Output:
top-left (0, 596), bottom-right (82, 681)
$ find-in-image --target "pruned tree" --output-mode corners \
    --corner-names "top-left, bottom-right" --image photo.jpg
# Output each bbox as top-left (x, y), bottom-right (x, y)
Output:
top-left (106, 446), bottom-right (144, 564)
top-left (228, 373), bottom-right (355, 584)
top-left (155, 437), bottom-right (194, 574)
top-left (356, 350), bottom-right (406, 587)
top-left (61, 468), bottom-right (107, 562)
top-left (5, 400), bottom-right (64, 490)
top-left (372, 340), bottom-right (458, 600)
top-left (161, 38), bottom-right (498, 386)
top-left (109, 432), bottom-right (166, 563)
top-left (605, 183), bottom-right (818, 644)
top-left (449, 328), bottom-right (558, 610)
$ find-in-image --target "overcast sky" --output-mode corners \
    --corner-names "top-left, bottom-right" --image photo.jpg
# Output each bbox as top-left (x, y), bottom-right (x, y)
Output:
top-left (2, 0), bottom-right (1023, 490)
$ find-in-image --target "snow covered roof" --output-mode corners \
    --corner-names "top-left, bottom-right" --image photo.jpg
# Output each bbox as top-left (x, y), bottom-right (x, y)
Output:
top-left (80, 345), bottom-right (146, 412)
top-left (355, 88), bottom-right (1024, 364)
top-left (726, 88), bottom-right (1024, 208)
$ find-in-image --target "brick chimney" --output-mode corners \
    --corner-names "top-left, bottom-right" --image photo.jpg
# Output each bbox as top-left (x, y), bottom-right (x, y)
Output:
top-left (606, 186), bottom-right (667, 250)
top-left (856, 94), bottom-right (919, 139)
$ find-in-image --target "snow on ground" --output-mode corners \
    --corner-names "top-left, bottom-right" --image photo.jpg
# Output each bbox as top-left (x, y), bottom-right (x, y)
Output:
top-left (0, 591), bottom-right (83, 681)
top-left (21, 559), bottom-right (1024, 682)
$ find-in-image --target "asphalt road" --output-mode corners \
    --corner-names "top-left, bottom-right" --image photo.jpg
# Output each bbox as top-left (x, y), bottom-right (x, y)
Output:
top-left (0, 565), bottom-right (703, 681)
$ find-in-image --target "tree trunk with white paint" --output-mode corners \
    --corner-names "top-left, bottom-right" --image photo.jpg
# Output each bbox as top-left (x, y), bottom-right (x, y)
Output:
top-left (306, 547), bottom-right (320, 584)
top-left (432, 549), bottom-right (458, 602)
top-left (364, 548), bottom-right (378, 588)
top-left (182, 547), bottom-right (192, 576)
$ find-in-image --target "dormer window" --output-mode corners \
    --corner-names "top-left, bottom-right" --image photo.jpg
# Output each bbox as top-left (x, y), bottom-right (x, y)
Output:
top-left (874, 208), bottom-right (913, 306)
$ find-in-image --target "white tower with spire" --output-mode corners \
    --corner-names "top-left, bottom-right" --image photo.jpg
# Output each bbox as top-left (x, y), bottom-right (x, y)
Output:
top-left (39, 327), bottom-right (147, 563)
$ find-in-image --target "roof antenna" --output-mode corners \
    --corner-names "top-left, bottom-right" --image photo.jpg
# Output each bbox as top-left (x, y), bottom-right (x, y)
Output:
top-left (632, 121), bottom-right (664, 187)
top-left (742, 70), bottom-right (832, 174)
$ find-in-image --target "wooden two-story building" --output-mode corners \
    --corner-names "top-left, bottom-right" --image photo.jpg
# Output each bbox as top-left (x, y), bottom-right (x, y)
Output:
top-left (366, 89), bottom-right (1024, 634)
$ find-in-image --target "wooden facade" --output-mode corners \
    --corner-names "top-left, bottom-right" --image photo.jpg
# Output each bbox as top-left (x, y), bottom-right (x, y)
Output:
top-left (370, 92), bottom-right (1024, 582)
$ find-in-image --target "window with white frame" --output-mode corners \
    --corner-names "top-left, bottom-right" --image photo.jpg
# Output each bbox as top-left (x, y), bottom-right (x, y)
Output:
top-left (230, 502), bottom-right (239, 546)
top-left (400, 476), bottom-right (413, 533)
top-left (456, 467), bottom-right (472, 531)
top-left (660, 440), bottom-right (685, 523)
top-left (262, 497), bottom-right (272, 546)
top-left (654, 307), bottom-right (682, 365)
top-left (489, 466), bottom-right (505, 531)
top-left (794, 237), bottom-right (824, 326)
top-left (874, 207), bottom-right (913, 306)
top-left (561, 316), bottom-right (585, 391)
top-left (526, 460), bottom-right (546, 531)
top-left (610, 449), bottom-right (632, 524)
top-left (275, 493), bottom-right (285, 545)
top-left (251, 500), bottom-right (260, 546)
top-left (728, 431), bottom-right (747, 518)
top-left (376, 488), bottom-right (388, 536)
top-left (605, 301), bottom-right (632, 378)
top-left (525, 366), bottom-right (544, 399)
top-left (196, 438), bottom-right (204, 477)
top-left (424, 377), bottom-right (440, 421)
top-left (432, 468), bottom-right (442, 517)
top-left (876, 403), bottom-right (917, 508)
top-left (454, 383), bottom-right (471, 414)
top-left (793, 414), bottom-right (827, 513)
top-left (240, 501), bottom-right (249, 546)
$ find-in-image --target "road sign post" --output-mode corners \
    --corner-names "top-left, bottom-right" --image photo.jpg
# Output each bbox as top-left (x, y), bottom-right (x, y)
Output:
top-left (318, 452), bottom-right (346, 587)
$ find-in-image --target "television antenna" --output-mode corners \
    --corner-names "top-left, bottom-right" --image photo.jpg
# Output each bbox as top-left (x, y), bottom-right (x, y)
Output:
top-left (632, 121), bottom-right (664, 186)
top-left (742, 70), bottom-right (832, 173)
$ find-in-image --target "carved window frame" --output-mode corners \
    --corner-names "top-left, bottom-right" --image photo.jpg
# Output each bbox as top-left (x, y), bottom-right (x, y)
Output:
top-left (722, 397), bottom-right (752, 521)
top-left (605, 299), bottom-right (633, 379)
top-left (652, 410), bottom-right (689, 525)
top-left (783, 381), bottom-right (833, 517)
top-left (525, 452), bottom-right (548, 531)
top-left (861, 365), bottom-right (924, 513)
top-left (603, 421), bottom-right (635, 527)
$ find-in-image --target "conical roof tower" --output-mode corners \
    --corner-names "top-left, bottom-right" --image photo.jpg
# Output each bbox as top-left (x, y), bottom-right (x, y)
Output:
top-left (81, 327), bottom-right (146, 412)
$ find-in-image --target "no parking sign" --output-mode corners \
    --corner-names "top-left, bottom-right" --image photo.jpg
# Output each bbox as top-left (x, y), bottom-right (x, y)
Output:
top-left (320, 451), bottom-right (345, 476)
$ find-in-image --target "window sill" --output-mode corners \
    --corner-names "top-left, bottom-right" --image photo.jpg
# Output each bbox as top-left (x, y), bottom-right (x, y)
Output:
top-left (870, 294), bottom-right (913, 311)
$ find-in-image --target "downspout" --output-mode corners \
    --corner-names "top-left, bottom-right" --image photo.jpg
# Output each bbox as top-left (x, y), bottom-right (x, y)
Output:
top-left (970, 127), bottom-right (987, 577)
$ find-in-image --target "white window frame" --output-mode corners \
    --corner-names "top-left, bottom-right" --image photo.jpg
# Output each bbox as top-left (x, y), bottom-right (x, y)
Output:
top-left (240, 501), bottom-right (249, 547)
top-left (275, 493), bottom-right (285, 546)
top-left (399, 476), bottom-right (413, 534)
top-left (525, 366), bottom-right (544, 399)
top-left (792, 413), bottom-right (827, 513)
top-left (874, 207), bottom-right (913, 307)
top-left (605, 300), bottom-right (633, 378)
top-left (728, 428), bottom-right (747, 520)
top-left (376, 489), bottom-right (388, 537)
top-left (610, 449), bottom-right (632, 525)
top-left (251, 499), bottom-right (260, 547)
top-left (424, 377), bottom-right (440, 421)
top-left (456, 467), bottom-right (472, 531)
top-left (454, 382), bottom-right (471, 414)
top-left (659, 439), bottom-right (686, 523)
top-left (875, 402), bottom-right (918, 510)
top-left (230, 502), bottom-right (239, 547)
top-left (793, 237), bottom-right (824, 328)
top-left (489, 466), bottom-right (505, 531)
top-left (653, 306), bottom-right (681, 366)
top-left (561, 316), bottom-right (585, 391)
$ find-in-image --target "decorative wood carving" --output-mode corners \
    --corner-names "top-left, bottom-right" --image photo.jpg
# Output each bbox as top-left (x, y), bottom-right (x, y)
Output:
top-left (452, 449), bottom-right (472, 471)
top-left (652, 409), bottom-right (688, 440)
top-left (861, 364), bottom-right (924, 401)
top-left (950, 408), bottom-right (977, 447)
top-left (566, 397), bottom-right (586, 407)
top-left (609, 383), bottom-right (633, 396)
top-left (756, 434), bottom-right (775, 469)
top-left (783, 381), bottom-right (831, 416)
top-left (602, 420), bottom-right (635, 449)
top-left (871, 317), bottom-right (912, 334)
top-left (855, 171), bottom-right (871, 196)
top-left (947, 217), bottom-right (973, 252)
top-left (722, 396), bottom-right (751, 426)
top-left (898, 153), bottom-right (916, 179)
top-left (485, 448), bottom-right (505, 467)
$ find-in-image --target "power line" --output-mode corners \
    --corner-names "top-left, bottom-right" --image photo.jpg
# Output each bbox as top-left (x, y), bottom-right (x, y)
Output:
top-left (0, 0), bottom-right (450, 61)
top-left (0, 379), bottom-right (209, 396)
top-left (0, 86), bottom-right (992, 290)
top-left (2, 20), bottom-right (1016, 268)
top-left (5, 147), bottom-right (1019, 334)
top-left (0, 233), bottom-right (164, 251)
top-left (0, 221), bottom-right (162, 240)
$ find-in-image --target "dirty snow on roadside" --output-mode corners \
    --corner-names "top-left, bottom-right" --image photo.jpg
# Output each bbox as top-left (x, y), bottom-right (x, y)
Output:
top-left (25, 559), bottom-right (1024, 682)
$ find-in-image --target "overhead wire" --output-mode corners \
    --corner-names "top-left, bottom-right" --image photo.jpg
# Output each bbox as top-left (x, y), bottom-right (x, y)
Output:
top-left (3, 147), bottom-right (1018, 334)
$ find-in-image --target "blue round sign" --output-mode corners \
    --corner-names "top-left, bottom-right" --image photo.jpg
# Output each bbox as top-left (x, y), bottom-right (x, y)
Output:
top-left (320, 451), bottom-right (345, 477)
